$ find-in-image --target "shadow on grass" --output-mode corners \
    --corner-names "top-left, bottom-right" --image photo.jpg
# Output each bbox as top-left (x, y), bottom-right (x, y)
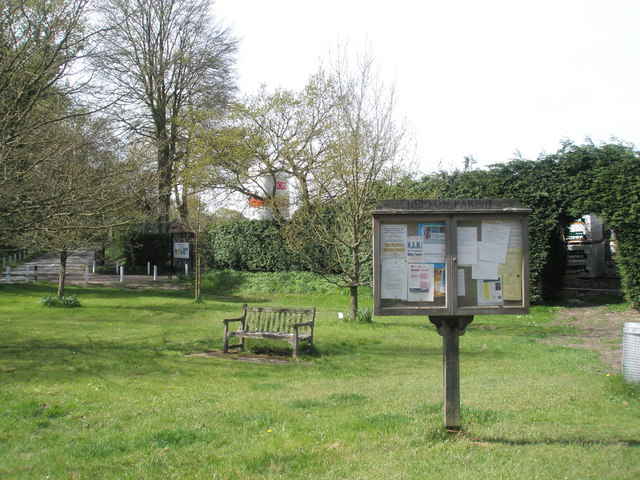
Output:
top-left (1, 338), bottom-right (182, 382)
top-left (480, 436), bottom-right (640, 447)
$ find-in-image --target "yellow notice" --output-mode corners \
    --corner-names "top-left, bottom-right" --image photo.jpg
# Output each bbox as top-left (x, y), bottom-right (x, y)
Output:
top-left (499, 249), bottom-right (522, 301)
top-left (502, 272), bottom-right (522, 301)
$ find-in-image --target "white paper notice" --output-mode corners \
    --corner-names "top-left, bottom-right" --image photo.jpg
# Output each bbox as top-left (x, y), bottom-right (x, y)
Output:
top-left (472, 260), bottom-right (499, 280)
top-left (381, 225), bottom-right (407, 260)
top-left (457, 269), bottom-right (466, 296)
top-left (381, 259), bottom-right (408, 300)
top-left (456, 227), bottom-right (478, 265)
top-left (505, 221), bottom-right (522, 249)
top-left (407, 236), bottom-right (423, 263)
top-left (408, 263), bottom-right (435, 302)
top-left (477, 279), bottom-right (504, 305)
top-left (420, 223), bottom-right (446, 263)
top-left (478, 223), bottom-right (510, 264)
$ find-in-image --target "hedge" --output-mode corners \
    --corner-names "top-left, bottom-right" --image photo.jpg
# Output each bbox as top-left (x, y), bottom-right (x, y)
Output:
top-left (200, 220), bottom-right (304, 272)
top-left (426, 142), bottom-right (640, 307)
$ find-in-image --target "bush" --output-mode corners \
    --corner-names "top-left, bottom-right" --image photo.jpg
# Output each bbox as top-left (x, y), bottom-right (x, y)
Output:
top-left (39, 295), bottom-right (82, 308)
top-left (201, 269), bottom-right (341, 296)
top-left (344, 308), bottom-right (373, 323)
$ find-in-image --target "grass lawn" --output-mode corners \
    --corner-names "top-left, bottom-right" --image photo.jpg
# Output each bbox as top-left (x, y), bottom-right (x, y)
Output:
top-left (0, 279), bottom-right (638, 479)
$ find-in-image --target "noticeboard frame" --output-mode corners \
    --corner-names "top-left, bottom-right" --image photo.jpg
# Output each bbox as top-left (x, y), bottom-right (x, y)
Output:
top-left (372, 199), bottom-right (531, 317)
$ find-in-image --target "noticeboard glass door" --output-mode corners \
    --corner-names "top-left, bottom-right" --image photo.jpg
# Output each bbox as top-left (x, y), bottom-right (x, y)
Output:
top-left (452, 215), bottom-right (529, 313)
top-left (376, 216), bottom-right (450, 315)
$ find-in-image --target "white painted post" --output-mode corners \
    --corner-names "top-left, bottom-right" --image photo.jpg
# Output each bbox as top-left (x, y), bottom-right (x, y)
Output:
top-left (147, 262), bottom-right (151, 276)
top-left (119, 266), bottom-right (124, 283)
top-left (92, 260), bottom-right (96, 274)
top-left (85, 265), bottom-right (90, 283)
top-left (153, 265), bottom-right (157, 282)
top-left (5, 266), bottom-right (10, 283)
top-left (185, 263), bottom-right (189, 276)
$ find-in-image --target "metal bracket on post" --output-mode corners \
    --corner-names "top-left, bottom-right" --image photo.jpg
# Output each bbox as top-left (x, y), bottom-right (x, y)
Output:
top-left (428, 316), bottom-right (474, 432)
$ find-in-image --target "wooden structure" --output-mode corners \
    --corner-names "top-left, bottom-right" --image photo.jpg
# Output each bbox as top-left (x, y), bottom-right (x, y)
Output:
top-left (222, 305), bottom-right (316, 358)
top-left (372, 199), bottom-right (531, 431)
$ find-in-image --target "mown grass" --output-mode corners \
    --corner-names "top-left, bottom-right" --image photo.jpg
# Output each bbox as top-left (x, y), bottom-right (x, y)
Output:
top-left (0, 277), bottom-right (638, 479)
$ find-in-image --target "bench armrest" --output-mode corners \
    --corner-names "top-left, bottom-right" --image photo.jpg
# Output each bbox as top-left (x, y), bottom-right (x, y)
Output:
top-left (223, 317), bottom-right (245, 325)
top-left (293, 321), bottom-right (314, 328)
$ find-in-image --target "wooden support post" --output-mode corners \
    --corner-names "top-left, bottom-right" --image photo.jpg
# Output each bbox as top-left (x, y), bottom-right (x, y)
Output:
top-left (443, 318), bottom-right (461, 430)
top-left (429, 316), bottom-right (474, 431)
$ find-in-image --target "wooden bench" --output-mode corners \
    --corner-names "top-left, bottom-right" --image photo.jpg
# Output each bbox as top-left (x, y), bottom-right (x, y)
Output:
top-left (222, 305), bottom-right (316, 358)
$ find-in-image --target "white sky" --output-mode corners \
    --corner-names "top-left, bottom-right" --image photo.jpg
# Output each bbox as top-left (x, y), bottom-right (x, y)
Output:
top-left (214, 0), bottom-right (640, 172)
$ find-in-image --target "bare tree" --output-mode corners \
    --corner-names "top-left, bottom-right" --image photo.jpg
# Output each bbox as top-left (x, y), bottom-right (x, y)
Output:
top-left (0, 0), bottom-right (96, 236)
top-left (26, 114), bottom-right (146, 297)
top-left (92, 0), bottom-right (238, 231)
top-left (284, 52), bottom-right (413, 318)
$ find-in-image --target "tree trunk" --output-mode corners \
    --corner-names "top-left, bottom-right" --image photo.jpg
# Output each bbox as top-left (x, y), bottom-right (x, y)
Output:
top-left (57, 250), bottom-right (68, 298)
top-left (349, 285), bottom-right (358, 318)
top-left (194, 231), bottom-right (201, 302)
top-left (157, 124), bottom-right (173, 233)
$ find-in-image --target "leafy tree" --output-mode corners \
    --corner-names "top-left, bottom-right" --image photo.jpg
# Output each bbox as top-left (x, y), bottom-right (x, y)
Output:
top-left (92, 0), bottom-right (238, 231)
top-left (191, 73), bottom-right (336, 221)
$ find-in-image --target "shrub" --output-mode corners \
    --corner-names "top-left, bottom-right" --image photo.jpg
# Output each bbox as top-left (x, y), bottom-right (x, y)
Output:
top-left (344, 308), bottom-right (373, 323)
top-left (39, 295), bottom-right (82, 308)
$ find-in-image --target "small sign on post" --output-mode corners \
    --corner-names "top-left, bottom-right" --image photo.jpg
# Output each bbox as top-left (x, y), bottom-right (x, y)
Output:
top-left (372, 199), bottom-right (530, 431)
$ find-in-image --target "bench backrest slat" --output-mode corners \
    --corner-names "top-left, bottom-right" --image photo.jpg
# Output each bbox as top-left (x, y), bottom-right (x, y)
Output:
top-left (243, 306), bottom-right (314, 334)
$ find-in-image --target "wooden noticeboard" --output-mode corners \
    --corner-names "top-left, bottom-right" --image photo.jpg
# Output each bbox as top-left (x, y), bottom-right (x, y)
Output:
top-left (373, 199), bottom-right (531, 317)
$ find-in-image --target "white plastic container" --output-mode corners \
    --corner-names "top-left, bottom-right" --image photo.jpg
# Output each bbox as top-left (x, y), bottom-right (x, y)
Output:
top-left (623, 322), bottom-right (640, 383)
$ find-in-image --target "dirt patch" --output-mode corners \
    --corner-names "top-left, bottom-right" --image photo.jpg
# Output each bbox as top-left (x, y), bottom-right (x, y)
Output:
top-left (186, 350), bottom-right (294, 365)
top-left (539, 297), bottom-right (640, 373)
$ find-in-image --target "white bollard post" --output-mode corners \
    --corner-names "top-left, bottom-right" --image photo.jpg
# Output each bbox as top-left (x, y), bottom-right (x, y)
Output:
top-left (5, 266), bottom-right (10, 284)
top-left (153, 265), bottom-right (157, 282)
top-left (92, 260), bottom-right (96, 274)
top-left (147, 262), bottom-right (151, 276)
top-left (85, 265), bottom-right (90, 283)
top-left (120, 266), bottom-right (124, 283)
top-left (185, 263), bottom-right (189, 276)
